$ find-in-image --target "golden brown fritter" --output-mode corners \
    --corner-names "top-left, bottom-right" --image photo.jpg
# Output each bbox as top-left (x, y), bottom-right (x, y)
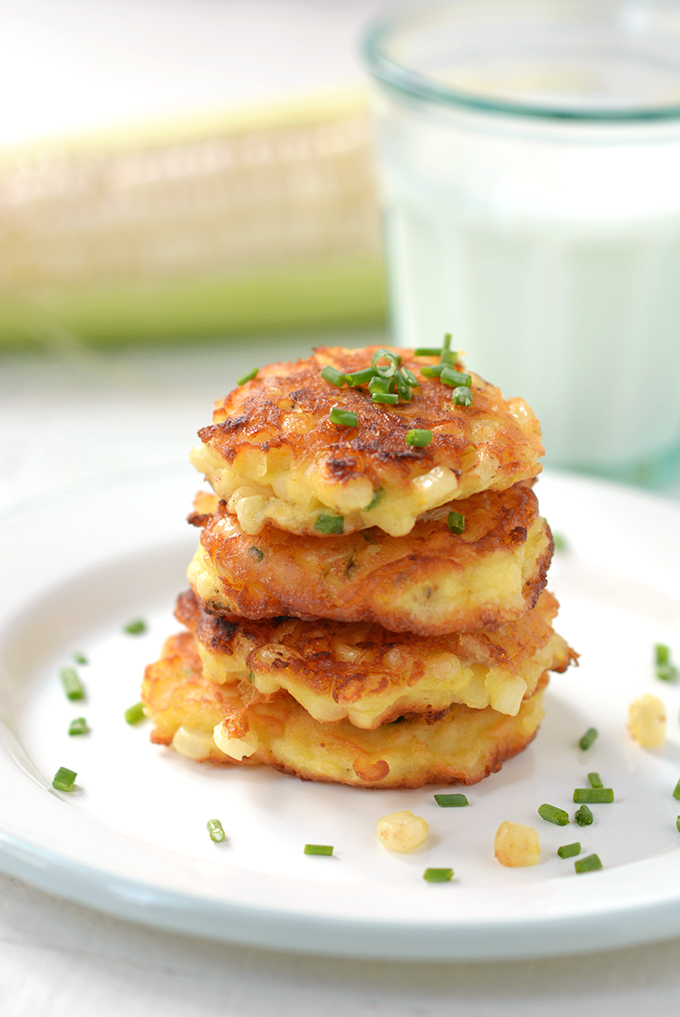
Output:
top-left (142, 630), bottom-right (549, 789)
top-left (175, 587), bottom-right (574, 727)
top-left (188, 480), bottom-right (553, 635)
top-left (189, 346), bottom-right (543, 537)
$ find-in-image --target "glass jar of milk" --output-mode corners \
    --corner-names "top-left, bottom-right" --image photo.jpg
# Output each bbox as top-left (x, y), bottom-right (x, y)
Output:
top-left (363, 0), bottom-right (680, 486)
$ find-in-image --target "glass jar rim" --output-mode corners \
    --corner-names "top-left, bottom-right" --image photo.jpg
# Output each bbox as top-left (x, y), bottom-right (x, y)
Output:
top-left (362, 0), bottom-right (680, 123)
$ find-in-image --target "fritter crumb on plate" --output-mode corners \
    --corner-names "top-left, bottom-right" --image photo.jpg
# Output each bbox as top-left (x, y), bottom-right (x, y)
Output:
top-left (188, 480), bottom-right (553, 635)
top-left (174, 587), bottom-right (574, 728)
top-left (189, 346), bottom-right (544, 537)
top-left (142, 631), bottom-right (550, 789)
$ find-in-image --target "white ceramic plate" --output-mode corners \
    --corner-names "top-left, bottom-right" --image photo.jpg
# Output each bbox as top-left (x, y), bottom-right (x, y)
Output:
top-left (1, 468), bottom-right (679, 960)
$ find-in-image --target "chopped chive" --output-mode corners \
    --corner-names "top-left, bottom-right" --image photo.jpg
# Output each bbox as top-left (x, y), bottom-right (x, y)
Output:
top-left (123, 618), bottom-right (147, 636)
top-left (315, 513), bottom-right (344, 535)
top-left (236, 368), bottom-right (258, 385)
top-left (557, 842), bottom-right (581, 858)
top-left (371, 392), bottom-right (399, 405)
top-left (442, 332), bottom-right (452, 351)
top-left (248, 670), bottom-right (255, 684)
top-left (538, 803), bottom-right (570, 826)
top-left (439, 349), bottom-right (457, 365)
top-left (368, 374), bottom-right (395, 395)
top-left (371, 349), bottom-right (399, 378)
top-left (573, 788), bottom-right (614, 804)
top-left (304, 844), bottom-right (333, 856)
top-left (552, 532), bottom-right (568, 552)
top-left (249, 546), bottom-right (264, 561)
top-left (395, 371), bottom-right (412, 401)
top-left (574, 804), bottom-right (593, 826)
top-left (447, 511), bottom-right (465, 534)
top-left (575, 853), bottom-right (602, 874)
top-left (401, 368), bottom-right (419, 388)
top-left (414, 347), bottom-right (442, 357)
top-left (207, 819), bottom-right (226, 843)
top-left (588, 772), bottom-right (603, 789)
top-left (321, 365), bottom-right (346, 387)
top-left (451, 386), bottom-right (473, 406)
top-left (406, 429), bottom-right (433, 447)
top-left (440, 368), bottom-right (472, 388)
top-left (73, 652), bottom-right (88, 665)
top-left (52, 766), bottom-right (77, 792)
top-left (420, 364), bottom-right (447, 378)
top-left (657, 664), bottom-right (678, 681)
top-left (68, 717), bottom-right (89, 736)
top-left (656, 643), bottom-right (671, 665)
top-left (677, 816), bottom-right (680, 833)
top-left (330, 406), bottom-right (358, 427)
top-left (345, 367), bottom-right (376, 387)
top-left (60, 667), bottom-right (84, 701)
top-left (434, 793), bottom-right (468, 807)
top-left (579, 727), bottom-right (598, 750)
top-left (673, 778), bottom-right (680, 801)
top-left (124, 702), bottom-right (146, 725)
top-left (423, 867), bottom-right (453, 882)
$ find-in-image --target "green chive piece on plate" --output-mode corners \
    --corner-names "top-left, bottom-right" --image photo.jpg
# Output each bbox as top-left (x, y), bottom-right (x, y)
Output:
top-left (123, 619), bottom-right (147, 636)
top-left (557, 842), bottom-right (581, 859)
top-left (574, 804), bottom-right (593, 826)
top-left (304, 844), bottom-right (333, 856)
top-left (60, 667), bottom-right (84, 701)
top-left (405, 429), bottom-right (432, 447)
top-left (538, 803), bottom-right (570, 826)
top-left (423, 867), bottom-right (453, 882)
top-left (573, 788), bottom-right (614, 804)
top-left (124, 702), bottom-right (146, 725)
top-left (575, 853), bottom-right (602, 874)
top-left (68, 717), bottom-right (89, 736)
top-left (673, 778), bottom-right (680, 801)
top-left (72, 652), bottom-right (88, 665)
top-left (207, 819), bottom-right (226, 843)
top-left (414, 347), bottom-right (442, 357)
top-left (655, 643), bottom-right (671, 665)
top-left (588, 772), bottom-right (604, 789)
top-left (420, 364), bottom-right (447, 378)
top-left (579, 727), bottom-right (598, 750)
top-left (236, 368), bottom-right (258, 385)
top-left (371, 392), bottom-right (399, 405)
top-left (448, 511), bottom-right (465, 534)
top-left (52, 767), bottom-right (77, 792)
top-left (434, 793), bottom-right (468, 808)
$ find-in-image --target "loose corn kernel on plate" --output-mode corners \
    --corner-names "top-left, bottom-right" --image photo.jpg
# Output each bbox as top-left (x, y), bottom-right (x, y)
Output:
top-left (0, 468), bottom-right (679, 960)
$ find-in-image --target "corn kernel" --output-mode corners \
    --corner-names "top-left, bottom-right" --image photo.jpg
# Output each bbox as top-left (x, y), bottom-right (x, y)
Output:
top-left (628, 693), bottom-right (666, 748)
top-left (494, 821), bottom-right (540, 867)
top-left (376, 810), bottom-right (428, 852)
top-left (213, 722), bottom-right (259, 760)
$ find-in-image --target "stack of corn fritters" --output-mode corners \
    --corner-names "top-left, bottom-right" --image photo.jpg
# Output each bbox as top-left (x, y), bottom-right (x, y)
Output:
top-left (142, 346), bottom-right (575, 788)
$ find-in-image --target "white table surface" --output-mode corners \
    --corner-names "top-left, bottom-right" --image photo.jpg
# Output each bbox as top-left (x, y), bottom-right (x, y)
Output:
top-left (2, 334), bottom-right (680, 1017)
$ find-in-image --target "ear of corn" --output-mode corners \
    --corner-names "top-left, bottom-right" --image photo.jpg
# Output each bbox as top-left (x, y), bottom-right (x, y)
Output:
top-left (0, 89), bottom-right (386, 349)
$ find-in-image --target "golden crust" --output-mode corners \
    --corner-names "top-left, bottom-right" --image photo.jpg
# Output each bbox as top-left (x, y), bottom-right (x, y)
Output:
top-left (188, 480), bottom-right (553, 635)
top-left (142, 630), bottom-right (549, 789)
top-left (175, 587), bottom-right (575, 727)
top-left (190, 346), bottom-right (543, 537)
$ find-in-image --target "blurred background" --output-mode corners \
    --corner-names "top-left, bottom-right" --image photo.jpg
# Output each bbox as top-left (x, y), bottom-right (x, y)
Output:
top-left (0, 0), bottom-right (390, 511)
